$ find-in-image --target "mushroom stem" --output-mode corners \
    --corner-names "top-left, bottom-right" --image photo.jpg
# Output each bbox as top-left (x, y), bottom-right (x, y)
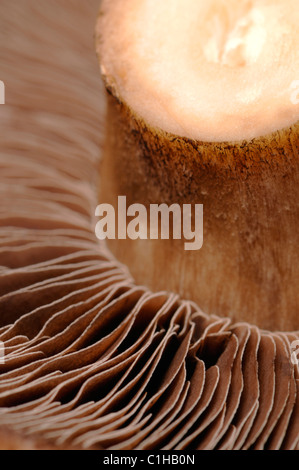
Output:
top-left (96, 0), bottom-right (299, 332)
top-left (99, 92), bottom-right (299, 332)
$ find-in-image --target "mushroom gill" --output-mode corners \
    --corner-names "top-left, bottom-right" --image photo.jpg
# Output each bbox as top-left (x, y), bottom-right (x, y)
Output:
top-left (0, 0), bottom-right (298, 450)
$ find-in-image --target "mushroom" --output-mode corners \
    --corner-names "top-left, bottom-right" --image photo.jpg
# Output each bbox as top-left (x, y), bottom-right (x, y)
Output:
top-left (0, 0), bottom-right (298, 451)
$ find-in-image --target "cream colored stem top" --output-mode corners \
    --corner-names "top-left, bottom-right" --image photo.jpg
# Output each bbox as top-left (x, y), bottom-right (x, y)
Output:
top-left (97, 0), bottom-right (299, 142)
